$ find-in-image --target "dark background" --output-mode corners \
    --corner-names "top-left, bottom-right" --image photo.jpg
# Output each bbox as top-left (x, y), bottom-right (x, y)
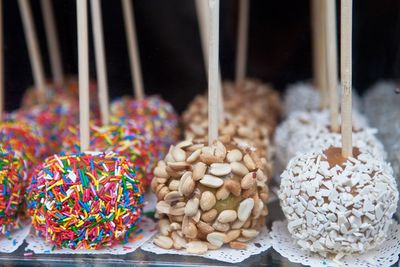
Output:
top-left (3, 0), bottom-right (400, 112)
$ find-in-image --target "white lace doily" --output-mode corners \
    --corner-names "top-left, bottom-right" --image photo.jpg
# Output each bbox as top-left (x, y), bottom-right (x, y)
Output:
top-left (141, 226), bottom-right (271, 263)
top-left (143, 192), bottom-right (157, 213)
top-left (271, 220), bottom-right (400, 267)
top-left (0, 223), bottom-right (31, 253)
top-left (25, 217), bottom-right (156, 255)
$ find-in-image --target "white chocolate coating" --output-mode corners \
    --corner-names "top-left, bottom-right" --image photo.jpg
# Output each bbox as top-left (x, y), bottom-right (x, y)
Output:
top-left (279, 148), bottom-right (398, 256)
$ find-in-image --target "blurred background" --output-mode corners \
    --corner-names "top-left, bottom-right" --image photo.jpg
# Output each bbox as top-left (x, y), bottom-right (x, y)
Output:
top-left (3, 0), bottom-right (400, 112)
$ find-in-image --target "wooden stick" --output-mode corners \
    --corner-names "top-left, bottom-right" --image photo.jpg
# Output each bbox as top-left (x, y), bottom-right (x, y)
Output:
top-left (77, 0), bottom-right (90, 151)
top-left (326, 0), bottom-right (339, 132)
top-left (121, 0), bottom-right (144, 100)
top-left (195, 0), bottom-right (224, 122)
top-left (319, 0), bottom-right (328, 109)
top-left (0, 0), bottom-right (3, 121)
top-left (90, 0), bottom-right (110, 126)
top-left (208, 0), bottom-right (220, 144)
top-left (340, 0), bottom-right (353, 158)
top-left (235, 0), bottom-right (249, 82)
top-left (41, 0), bottom-right (64, 86)
top-left (311, 0), bottom-right (321, 90)
top-left (18, 0), bottom-right (47, 103)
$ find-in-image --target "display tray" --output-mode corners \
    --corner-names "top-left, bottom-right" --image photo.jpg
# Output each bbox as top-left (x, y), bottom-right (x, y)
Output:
top-left (0, 200), bottom-right (398, 267)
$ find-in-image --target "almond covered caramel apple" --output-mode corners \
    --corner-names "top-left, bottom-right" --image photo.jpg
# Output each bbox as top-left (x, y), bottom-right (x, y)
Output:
top-left (151, 139), bottom-right (270, 254)
top-left (279, 146), bottom-right (398, 259)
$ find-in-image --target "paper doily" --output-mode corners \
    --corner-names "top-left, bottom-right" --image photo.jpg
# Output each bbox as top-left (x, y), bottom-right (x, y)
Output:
top-left (25, 217), bottom-right (157, 255)
top-left (0, 223), bottom-right (31, 253)
top-left (271, 220), bottom-right (400, 267)
top-left (141, 226), bottom-right (271, 263)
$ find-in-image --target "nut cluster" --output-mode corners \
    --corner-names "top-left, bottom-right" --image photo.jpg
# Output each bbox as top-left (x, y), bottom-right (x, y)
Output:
top-left (151, 139), bottom-right (270, 254)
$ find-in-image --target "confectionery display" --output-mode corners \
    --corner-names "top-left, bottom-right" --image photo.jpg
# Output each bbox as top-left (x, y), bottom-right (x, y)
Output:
top-left (152, 140), bottom-right (269, 253)
top-left (26, 152), bottom-right (144, 249)
top-left (0, 0), bottom-right (399, 265)
top-left (279, 147), bottom-right (398, 256)
top-left (0, 148), bottom-right (27, 236)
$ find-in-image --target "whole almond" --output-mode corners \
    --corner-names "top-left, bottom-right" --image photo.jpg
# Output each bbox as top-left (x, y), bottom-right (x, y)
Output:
top-left (230, 162), bottom-right (249, 176)
top-left (168, 180), bottom-right (180, 191)
top-left (155, 177), bottom-right (168, 184)
top-left (209, 163), bottom-right (231, 176)
top-left (214, 141), bottom-right (227, 159)
top-left (158, 219), bottom-right (171, 236)
top-left (179, 172), bottom-right (195, 196)
top-left (217, 210), bottom-right (237, 223)
top-left (205, 242), bottom-right (220, 250)
top-left (186, 241), bottom-right (208, 254)
top-left (201, 208), bottom-right (218, 223)
top-left (192, 210), bottom-right (201, 223)
top-left (168, 161), bottom-right (190, 171)
top-left (238, 198), bottom-right (254, 221)
top-left (241, 172), bottom-right (256, 190)
top-left (165, 166), bottom-right (183, 178)
top-left (229, 241), bottom-right (247, 250)
top-left (243, 154), bottom-right (256, 171)
top-left (224, 230), bottom-right (241, 243)
top-left (182, 221), bottom-right (198, 239)
top-left (231, 219), bottom-right (246, 230)
top-left (164, 191), bottom-right (183, 203)
top-left (187, 143), bottom-right (205, 152)
top-left (171, 231), bottom-right (187, 249)
top-left (200, 191), bottom-right (216, 211)
top-left (172, 146), bottom-right (187, 162)
top-left (157, 186), bottom-right (170, 200)
top-left (238, 126), bottom-right (252, 138)
top-left (156, 201), bottom-right (170, 214)
top-left (151, 178), bottom-right (159, 192)
top-left (237, 236), bottom-right (252, 242)
top-left (170, 205), bottom-right (185, 216)
top-left (197, 221), bottom-right (215, 234)
top-left (252, 199), bottom-right (264, 219)
top-left (192, 162), bottom-right (207, 181)
top-left (241, 229), bottom-right (259, 238)
top-left (200, 175), bottom-right (223, 188)
top-left (225, 180), bottom-right (241, 197)
top-left (226, 149), bottom-right (243, 162)
top-left (176, 140), bottom-right (193, 149)
top-left (216, 185), bottom-right (230, 200)
top-left (185, 198), bottom-right (200, 217)
top-left (186, 149), bottom-right (201, 163)
top-left (200, 153), bottom-right (223, 164)
top-left (154, 166), bottom-right (169, 178)
top-left (212, 221), bottom-right (230, 232)
top-left (154, 235), bottom-right (173, 249)
top-left (207, 232), bottom-right (226, 248)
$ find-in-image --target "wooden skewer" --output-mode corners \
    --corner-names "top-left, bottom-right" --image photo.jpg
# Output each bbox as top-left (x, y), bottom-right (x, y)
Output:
top-left (90, 0), bottom-right (110, 126)
top-left (18, 0), bottom-right (47, 103)
top-left (41, 0), bottom-right (64, 86)
top-left (121, 0), bottom-right (144, 100)
top-left (340, 0), bottom-right (353, 158)
top-left (195, 0), bottom-right (224, 122)
top-left (235, 0), bottom-right (249, 82)
top-left (77, 0), bottom-right (90, 151)
top-left (208, 0), bottom-right (220, 144)
top-left (0, 0), bottom-right (3, 121)
top-left (326, 0), bottom-right (339, 132)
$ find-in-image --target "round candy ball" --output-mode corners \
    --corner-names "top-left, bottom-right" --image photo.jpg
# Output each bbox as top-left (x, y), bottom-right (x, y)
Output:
top-left (110, 95), bottom-right (180, 156)
top-left (152, 139), bottom-right (269, 254)
top-left (0, 148), bottom-right (27, 236)
top-left (61, 123), bottom-right (156, 187)
top-left (0, 122), bottom-right (46, 169)
top-left (279, 146), bottom-right (398, 257)
top-left (26, 152), bottom-right (144, 249)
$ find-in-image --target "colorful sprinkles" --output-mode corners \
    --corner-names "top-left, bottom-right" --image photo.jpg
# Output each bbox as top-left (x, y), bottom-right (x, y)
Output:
top-left (62, 123), bottom-right (158, 187)
top-left (110, 95), bottom-right (180, 158)
top-left (0, 148), bottom-right (27, 237)
top-left (26, 152), bottom-right (144, 249)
